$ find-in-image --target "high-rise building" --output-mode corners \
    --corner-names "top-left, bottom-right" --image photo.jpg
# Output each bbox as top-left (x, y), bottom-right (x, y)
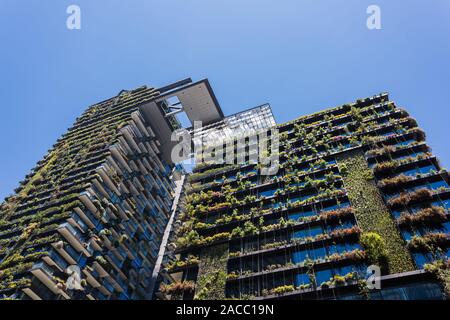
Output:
top-left (163, 93), bottom-right (450, 300)
top-left (0, 78), bottom-right (226, 300)
top-left (2, 79), bottom-right (448, 301)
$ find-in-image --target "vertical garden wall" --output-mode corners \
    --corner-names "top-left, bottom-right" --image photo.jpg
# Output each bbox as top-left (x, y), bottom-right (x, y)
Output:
top-left (194, 243), bottom-right (229, 300)
top-left (337, 149), bottom-right (415, 274)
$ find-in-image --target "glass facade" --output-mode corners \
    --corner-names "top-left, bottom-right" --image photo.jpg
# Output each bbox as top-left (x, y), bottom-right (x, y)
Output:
top-left (165, 93), bottom-right (449, 300)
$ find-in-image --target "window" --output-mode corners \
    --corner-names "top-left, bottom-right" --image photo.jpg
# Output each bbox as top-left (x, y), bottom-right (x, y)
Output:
top-left (326, 220), bottom-right (354, 232)
top-left (310, 247), bottom-right (327, 260)
top-left (259, 189), bottom-right (277, 197)
top-left (288, 209), bottom-right (316, 221)
top-left (412, 253), bottom-right (433, 268)
top-left (292, 250), bottom-right (308, 264)
top-left (334, 265), bottom-right (354, 276)
top-left (315, 269), bottom-right (333, 285)
top-left (402, 164), bottom-right (436, 177)
top-left (294, 273), bottom-right (309, 287)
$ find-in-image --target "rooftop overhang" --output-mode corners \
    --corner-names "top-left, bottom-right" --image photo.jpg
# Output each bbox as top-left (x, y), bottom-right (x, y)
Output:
top-left (155, 79), bottom-right (224, 126)
top-left (139, 78), bottom-right (225, 165)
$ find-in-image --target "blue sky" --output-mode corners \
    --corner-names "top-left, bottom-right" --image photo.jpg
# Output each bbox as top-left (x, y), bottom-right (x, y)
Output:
top-left (0, 0), bottom-right (449, 200)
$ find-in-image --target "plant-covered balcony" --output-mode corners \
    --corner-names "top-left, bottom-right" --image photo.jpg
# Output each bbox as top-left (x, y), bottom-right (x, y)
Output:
top-left (165, 255), bottom-right (200, 273)
top-left (159, 280), bottom-right (196, 299)
top-left (397, 206), bottom-right (448, 226)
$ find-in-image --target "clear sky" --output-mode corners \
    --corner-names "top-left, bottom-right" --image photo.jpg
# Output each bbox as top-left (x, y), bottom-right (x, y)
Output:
top-left (0, 0), bottom-right (449, 200)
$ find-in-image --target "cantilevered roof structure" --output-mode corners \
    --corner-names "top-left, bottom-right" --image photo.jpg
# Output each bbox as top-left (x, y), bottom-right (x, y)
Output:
top-left (156, 78), bottom-right (224, 125)
top-left (138, 78), bottom-right (225, 164)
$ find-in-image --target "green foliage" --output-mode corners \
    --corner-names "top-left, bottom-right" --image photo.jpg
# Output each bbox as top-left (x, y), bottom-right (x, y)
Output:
top-left (176, 230), bottom-right (201, 248)
top-left (195, 244), bottom-right (229, 300)
top-left (188, 165), bottom-right (240, 183)
top-left (160, 281), bottom-right (195, 296)
top-left (231, 226), bottom-right (244, 238)
top-left (397, 206), bottom-right (447, 226)
top-left (243, 221), bottom-right (258, 235)
top-left (166, 255), bottom-right (200, 272)
top-left (361, 169), bottom-right (375, 181)
top-left (360, 232), bottom-right (387, 266)
top-left (271, 285), bottom-right (295, 295)
top-left (339, 163), bottom-right (348, 175)
top-left (337, 150), bottom-right (415, 274)
top-left (423, 259), bottom-right (450, 298)
top-left (407, 233), bottom-right (449, 253)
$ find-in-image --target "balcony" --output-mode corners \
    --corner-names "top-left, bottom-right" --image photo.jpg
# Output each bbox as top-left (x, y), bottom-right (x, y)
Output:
top-left (30, 261), bottom-right (70, 299)
top-left (74, 205), bottom-right (101, 230)
top-left (79, 191), bottom-right (100, 215)
top-left (57, 222), bottom-right (90, 256)
top-left (42, 250), bottom-right (69, 272)
top-left (102, 277), bottom-right (115, 294)
top-left (110, 272), bottom-right (128, 292)
top-left (22, 287), bottom-right (43, 300)
top-left (66, 243), bottom-right (88, 267)
top-left (107, 252), bottom-right (124, 269)
top-left (132, 257), bottom-right (143, 269)
top-left (82, 268), bottom-right (102, 289)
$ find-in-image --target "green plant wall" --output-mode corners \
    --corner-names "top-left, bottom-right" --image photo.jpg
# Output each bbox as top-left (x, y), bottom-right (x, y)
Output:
top-left (195, 243), bottom-right (229, 300)
top-left (337, 150), bottom-right (415, 274)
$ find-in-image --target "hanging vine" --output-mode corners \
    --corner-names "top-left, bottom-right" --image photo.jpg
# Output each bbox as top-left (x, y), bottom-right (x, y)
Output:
top-left (424, 259), bottom-right (450, 299)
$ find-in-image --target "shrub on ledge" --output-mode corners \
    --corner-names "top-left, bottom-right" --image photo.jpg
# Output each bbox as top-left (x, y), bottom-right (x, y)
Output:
top-left (360, 232), bottom-right (388, 267)
top-left (271, 285), bottom-right (295, 295)
top-left (366, 145), bottom-right (397, 157)
top-left (424, 259), bottom-right (450, 298)
top-left (166, 255), bottom-right (200, 272)
top-left (387, 188), bottom-right (433, 207)
top-left (378, 174), bottom-right (413, 189)
top-left (330, 226), bottom-right (361, 239)
top-left (159, 281), bottom-right (195, 295)
top-left (373, 161), bottom-right (397, 174)
top-left (407, 233), bottom-right (449, 252)
top-left (319, 207), bottom-right (354, 221)
top-left (397, 206), bottom-right (447, 226)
